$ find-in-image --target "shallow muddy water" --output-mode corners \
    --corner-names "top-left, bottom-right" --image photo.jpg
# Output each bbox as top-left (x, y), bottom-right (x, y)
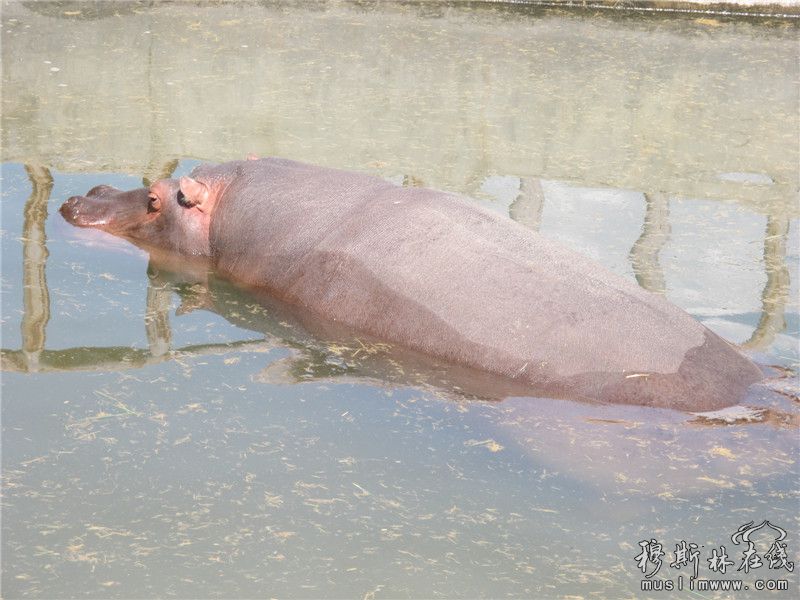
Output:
top-left (2, 1), bottom-right (799, 598)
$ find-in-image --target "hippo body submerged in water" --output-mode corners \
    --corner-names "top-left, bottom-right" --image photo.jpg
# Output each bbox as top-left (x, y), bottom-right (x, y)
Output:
top-left (60, 157), bottom-right (762, 410)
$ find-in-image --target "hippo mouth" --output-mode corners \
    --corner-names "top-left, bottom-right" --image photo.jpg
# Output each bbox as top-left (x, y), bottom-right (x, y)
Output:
top-left (60, 185), bottom-right (156, 231)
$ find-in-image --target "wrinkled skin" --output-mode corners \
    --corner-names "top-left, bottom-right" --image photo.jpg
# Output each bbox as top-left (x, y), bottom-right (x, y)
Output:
top-left (60, 157), bottom-right (763, 411)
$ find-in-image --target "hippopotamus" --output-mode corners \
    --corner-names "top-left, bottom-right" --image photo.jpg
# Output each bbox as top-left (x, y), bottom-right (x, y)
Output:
top-left (60, 157), bottom-right (762, 411)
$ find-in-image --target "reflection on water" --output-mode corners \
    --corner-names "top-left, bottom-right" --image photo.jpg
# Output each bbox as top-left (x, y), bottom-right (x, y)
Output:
top-left (629, 192), bottom-right (670, 294)
top-left (20, 165), bottom-right (51, 369)
top-left (2, 1), bottom-right (799, 597)
top-left (3, 1), bottom-right (798, 212)
top-left (743, 215), bottom-right (793, 350)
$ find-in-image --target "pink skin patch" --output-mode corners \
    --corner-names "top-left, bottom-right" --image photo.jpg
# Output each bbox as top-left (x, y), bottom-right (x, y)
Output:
top-left (59, 179), bottom-right (213, 257)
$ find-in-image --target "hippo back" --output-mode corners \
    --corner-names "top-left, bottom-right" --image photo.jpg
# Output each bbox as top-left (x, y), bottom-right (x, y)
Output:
top-left (208, 158), bottom-right (762, 411)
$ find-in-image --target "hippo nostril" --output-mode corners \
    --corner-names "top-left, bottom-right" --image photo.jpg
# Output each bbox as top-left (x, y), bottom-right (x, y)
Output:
top-left (60, 196), bottom-right (85, 222)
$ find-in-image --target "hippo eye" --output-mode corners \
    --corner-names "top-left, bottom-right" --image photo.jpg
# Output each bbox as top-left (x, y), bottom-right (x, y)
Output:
top-left (147, 194), bottom-right (162, 213)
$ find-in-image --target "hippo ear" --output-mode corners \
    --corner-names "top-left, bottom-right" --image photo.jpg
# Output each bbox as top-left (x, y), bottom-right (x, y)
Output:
top-left (179, 176), bottom-right (211, 211)
top-left (246, 153), bottom-right (259, 161)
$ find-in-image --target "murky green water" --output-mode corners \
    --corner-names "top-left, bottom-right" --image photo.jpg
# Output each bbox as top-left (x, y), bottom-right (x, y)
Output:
top-left (2, 1), bottom-right (799, 598)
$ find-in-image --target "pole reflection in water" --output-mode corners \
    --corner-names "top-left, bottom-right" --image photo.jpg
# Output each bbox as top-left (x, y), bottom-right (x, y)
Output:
top-left (144, 276), bottom-right (173, 358)
top-left (142, 158), bottom-right (179, 188)
top-left (509, 177), bottom-right (545, 232)
top-left (20, 164), bottom-right (52, 371)
top-left (629, 191), bottom-right (670, 295)
top-left (743, 215), bottom-right (792, 350)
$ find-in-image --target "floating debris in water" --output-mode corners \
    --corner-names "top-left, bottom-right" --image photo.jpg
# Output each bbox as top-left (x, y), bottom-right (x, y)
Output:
top-left (464, 438), bottom-right (504, 452)
top-left (762, 375), bottom-right (800, 401)
top-left (690, 405), bottom-right (766, 424)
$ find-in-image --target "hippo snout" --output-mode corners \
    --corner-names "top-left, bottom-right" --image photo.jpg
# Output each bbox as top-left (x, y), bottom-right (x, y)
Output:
top-left (59, 194), bottom-right (113, 228)
top-left (59, 196), bottom-right (87, 225)
top-left (58, 196), bottom-right (96, 227)
top-left (60, 185), bottom-right (159, 233)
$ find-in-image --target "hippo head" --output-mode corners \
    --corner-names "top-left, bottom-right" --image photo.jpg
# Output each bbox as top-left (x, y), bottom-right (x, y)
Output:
top-left (60, 178), bottom-right (213, 256)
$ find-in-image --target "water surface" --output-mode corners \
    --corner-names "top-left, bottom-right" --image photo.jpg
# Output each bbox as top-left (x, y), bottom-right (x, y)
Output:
top-left (2, 1), bottom-right (799, 598)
